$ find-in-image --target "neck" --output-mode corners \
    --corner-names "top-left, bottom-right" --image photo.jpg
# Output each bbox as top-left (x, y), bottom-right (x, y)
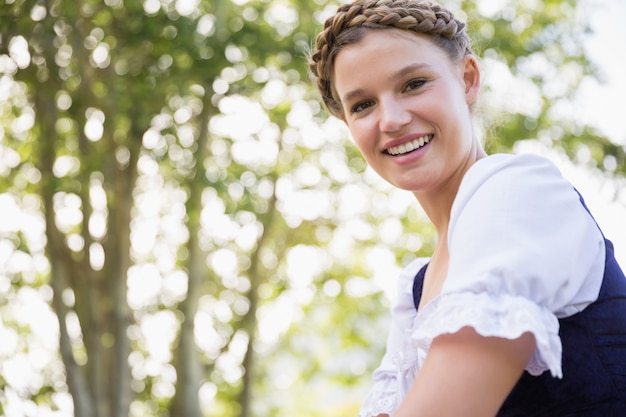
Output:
top-left (414, 145), bottom-right (487, 235)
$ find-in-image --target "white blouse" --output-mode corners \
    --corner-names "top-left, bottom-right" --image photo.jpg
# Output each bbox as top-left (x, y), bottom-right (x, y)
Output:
top-left (359, 153), bottom-right (606, 417)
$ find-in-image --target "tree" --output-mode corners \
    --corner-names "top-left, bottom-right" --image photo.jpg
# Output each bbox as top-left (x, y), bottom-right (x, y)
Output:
top-left (1, 0), bottom-right (326, 415)
top-left (0, 0), bottom-right (623, 416)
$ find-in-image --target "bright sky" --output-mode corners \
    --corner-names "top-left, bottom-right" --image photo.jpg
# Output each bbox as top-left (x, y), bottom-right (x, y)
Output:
top-left (577, 0), bottom-right (626, 143)
top-left (558, 0), bottom-right (626, 265)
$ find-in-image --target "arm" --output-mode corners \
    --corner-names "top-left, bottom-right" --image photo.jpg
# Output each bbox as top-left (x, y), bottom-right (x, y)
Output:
top-left (394, 327), bottom-right (535, 417)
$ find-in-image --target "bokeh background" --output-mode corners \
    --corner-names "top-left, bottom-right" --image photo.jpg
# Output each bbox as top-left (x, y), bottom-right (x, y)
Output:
top-left (1, 0), bottom-right (625, 416)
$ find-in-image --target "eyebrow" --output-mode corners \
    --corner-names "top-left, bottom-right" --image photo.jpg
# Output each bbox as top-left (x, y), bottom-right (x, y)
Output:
top-left (340, 62), bottom-right (433, 105)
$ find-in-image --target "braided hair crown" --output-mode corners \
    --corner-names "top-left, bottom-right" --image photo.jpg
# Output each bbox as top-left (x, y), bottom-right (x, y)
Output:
top-left (309, 0), bottom-right (473, 117)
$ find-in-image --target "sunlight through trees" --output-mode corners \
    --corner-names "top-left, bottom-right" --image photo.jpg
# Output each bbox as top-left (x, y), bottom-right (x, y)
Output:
top-left (0, 0), bottom-right (624, 416)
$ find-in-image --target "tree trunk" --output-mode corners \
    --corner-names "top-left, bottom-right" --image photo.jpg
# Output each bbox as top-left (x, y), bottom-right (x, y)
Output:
top-left (107, 131), bottom-right (137, 417)
top-left (36, 89), bottom-right (96, 416)
top-left (170, 88), bottom-right (214, 417)
top-left (237, 185), bottom-right (278, 417)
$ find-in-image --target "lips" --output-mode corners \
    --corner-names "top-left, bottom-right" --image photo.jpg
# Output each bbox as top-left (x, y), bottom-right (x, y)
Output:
top-left (384, 134), bottom-right (433, 156)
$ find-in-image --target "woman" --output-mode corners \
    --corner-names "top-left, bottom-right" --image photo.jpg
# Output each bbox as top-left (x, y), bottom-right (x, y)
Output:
top-left (309, 0), bottom-right (626, 416)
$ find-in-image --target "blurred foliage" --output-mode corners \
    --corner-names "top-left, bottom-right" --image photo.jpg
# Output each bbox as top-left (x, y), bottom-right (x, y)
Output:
top-left (0, 0), bottom-right (624, 416)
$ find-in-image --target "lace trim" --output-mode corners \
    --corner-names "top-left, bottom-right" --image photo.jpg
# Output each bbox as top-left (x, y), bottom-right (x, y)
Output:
top-left (358, 376), bottom-right (400, 417)
top-left (359, 292), bottom-right (563, 416)
top-left (411, 291), bottom-right (563, 378)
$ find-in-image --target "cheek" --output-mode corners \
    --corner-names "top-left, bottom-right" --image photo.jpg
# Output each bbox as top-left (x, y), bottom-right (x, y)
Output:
top-left (348, 123), bottom-right (373, 152)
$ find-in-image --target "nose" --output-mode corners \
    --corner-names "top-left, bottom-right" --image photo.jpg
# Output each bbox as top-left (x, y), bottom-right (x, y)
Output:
top-left (379, 96), bottom-right (411, 133)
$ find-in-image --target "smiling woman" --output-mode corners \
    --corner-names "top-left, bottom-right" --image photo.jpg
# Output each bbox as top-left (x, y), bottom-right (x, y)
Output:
top-left (309, 1), bottom-right (626, 416)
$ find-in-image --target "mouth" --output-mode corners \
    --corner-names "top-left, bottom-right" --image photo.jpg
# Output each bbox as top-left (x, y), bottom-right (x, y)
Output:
top-left (384, 134), bottom-right (433, 156)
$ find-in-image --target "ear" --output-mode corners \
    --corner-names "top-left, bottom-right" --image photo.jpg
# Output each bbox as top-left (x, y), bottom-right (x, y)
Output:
top-left (462, 55), bottom-right (481, 105)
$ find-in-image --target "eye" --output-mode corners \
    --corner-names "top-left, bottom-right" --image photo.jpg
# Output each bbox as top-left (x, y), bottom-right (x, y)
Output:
top-left (351, 100), bottom-right (374, 114)
top-left (405, 78), bottom-right (427, 92)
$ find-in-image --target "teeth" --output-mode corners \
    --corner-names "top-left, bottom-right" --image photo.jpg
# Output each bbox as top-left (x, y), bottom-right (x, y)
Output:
top-left (386, 135), bottom-right (432, 156)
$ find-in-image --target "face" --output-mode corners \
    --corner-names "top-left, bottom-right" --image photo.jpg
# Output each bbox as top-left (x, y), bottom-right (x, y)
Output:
top-left (333, 29), bottom-right (483, 198)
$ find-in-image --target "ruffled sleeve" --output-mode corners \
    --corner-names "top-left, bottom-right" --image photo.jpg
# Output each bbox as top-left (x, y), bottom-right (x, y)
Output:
top-left (412, 153), bottom-right (606, 378)
top-left (358, 258), bottom-right (428, 417)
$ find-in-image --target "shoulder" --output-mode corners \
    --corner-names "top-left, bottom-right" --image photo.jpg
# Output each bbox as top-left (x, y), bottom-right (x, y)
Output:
top-left (455, 153), bottom-right (565, 206)
top-left (468, 152), bottom-right (560, 176)
top-left (450, 153), bottom-right (580, 231)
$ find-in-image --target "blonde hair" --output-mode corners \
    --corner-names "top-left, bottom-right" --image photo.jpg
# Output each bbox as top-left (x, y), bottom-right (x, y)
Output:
top-left (309, 0), bottom-right (474, 117)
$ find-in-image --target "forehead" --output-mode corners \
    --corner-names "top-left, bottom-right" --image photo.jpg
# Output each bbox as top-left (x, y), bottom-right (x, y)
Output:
top-left (332, 28), bottom-right (452, 89)
top-left (334, 28), bottom-right (449, 71)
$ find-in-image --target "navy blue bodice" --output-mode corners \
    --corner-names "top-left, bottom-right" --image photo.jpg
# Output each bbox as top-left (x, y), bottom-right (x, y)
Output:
top-left (412, 196), bottom-right (626, 415)
top-left (500, 238), bottom-right (626, 416)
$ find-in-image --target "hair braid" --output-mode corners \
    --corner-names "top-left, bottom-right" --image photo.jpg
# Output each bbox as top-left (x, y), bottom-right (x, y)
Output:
top-left (309, 0), bottom-right (473, 117)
